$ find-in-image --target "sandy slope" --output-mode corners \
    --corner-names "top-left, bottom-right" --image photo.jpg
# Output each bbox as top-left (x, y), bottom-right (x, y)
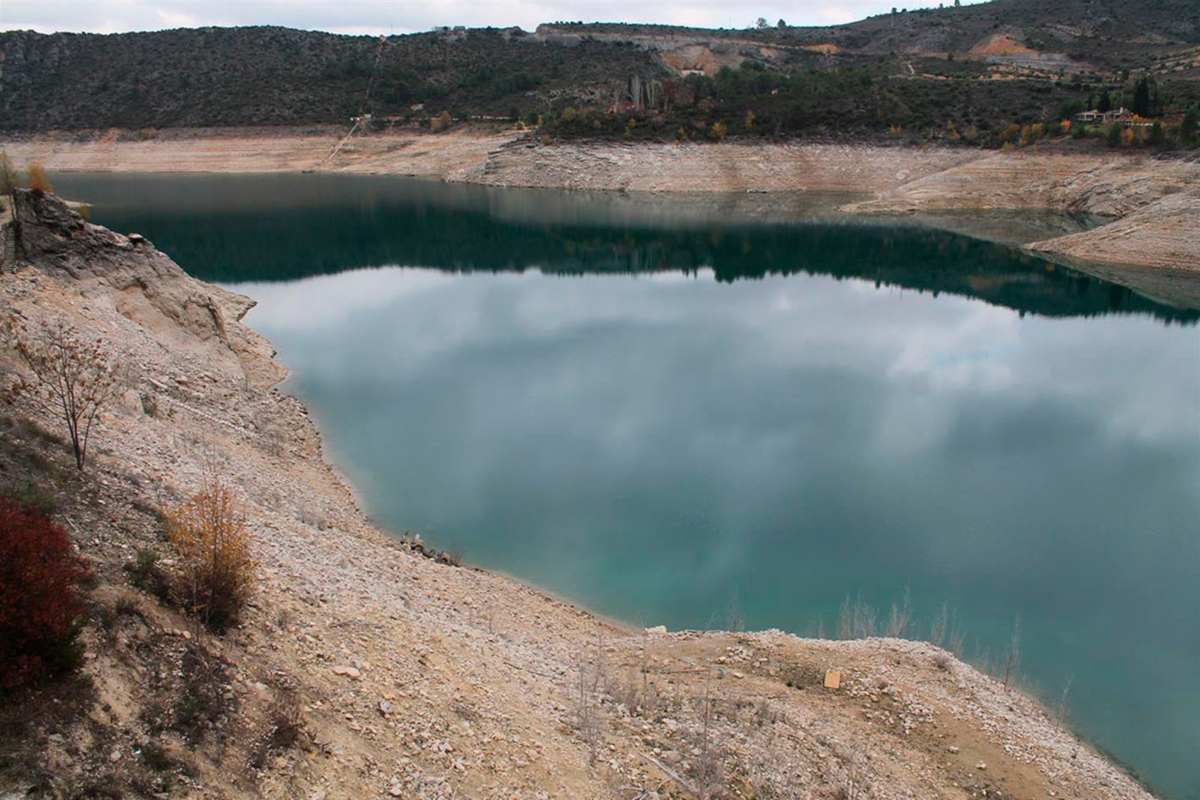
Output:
top-left (0, 191), bottom-right (1159, 799)
top-left (0, 127), bottom-right (516, 180)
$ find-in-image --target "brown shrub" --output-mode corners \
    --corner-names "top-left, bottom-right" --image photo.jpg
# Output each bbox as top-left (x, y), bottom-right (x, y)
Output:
top-left (164, 480), bottom-right (256, 633)
top-left (249, 686), bottom-right (304, 769)
top-left (0, 497), bottom-right (91, 690)
top-left (26, 162), bottom-right (53, 194)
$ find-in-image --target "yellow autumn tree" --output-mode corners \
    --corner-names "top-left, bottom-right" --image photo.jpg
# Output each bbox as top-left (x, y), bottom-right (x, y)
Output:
top-left (165, 480), bottom-right (256, 632)
top-left (26, 162), bottom-right (53, 194)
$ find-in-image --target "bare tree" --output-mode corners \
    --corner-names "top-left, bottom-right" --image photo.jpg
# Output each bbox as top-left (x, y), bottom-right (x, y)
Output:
top-left (1002, 617), bottom-right (1021, 688)
top-left (885, 586), bottom-right (912, 638)
top-left (837, 594), bottom-right (877, 640)
top-left (4, 317), bottom-right (120, 470)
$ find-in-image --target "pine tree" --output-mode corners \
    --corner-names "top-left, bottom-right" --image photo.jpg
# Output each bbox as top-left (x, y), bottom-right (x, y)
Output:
top-left (1132, 77), bottom-right (1153, 117)
top-left (1182, 107), bottom-right (1199, 144)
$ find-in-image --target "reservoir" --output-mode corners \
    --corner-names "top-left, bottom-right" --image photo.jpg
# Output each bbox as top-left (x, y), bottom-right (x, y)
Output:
top-left (60, 173), bottom-right (1200, 799)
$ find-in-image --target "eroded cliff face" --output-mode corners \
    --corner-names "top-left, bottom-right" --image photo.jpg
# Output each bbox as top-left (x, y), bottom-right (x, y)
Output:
top-left (4, 189), bottom-right (282, 388)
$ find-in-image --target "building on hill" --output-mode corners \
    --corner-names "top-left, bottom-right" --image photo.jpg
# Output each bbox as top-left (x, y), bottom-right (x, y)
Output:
top-left (1075, 107), bottom-right (1139, 125)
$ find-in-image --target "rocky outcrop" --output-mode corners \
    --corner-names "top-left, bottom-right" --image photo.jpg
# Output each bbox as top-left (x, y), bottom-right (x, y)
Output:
top-left (10, 188), bottom-right (178, 280)
top-left (840, 151), bottom-right (1200, 274)
top-left (1030, 192), bottom-right (1200, 272)
top-left (7, 189), bottom-right (282, 387)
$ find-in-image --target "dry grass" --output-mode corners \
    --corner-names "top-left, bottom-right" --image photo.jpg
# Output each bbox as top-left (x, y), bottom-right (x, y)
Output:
top-left (573, 639), bottom-right (606, 764)
top-left (249, 685), bottom-right (305, 770)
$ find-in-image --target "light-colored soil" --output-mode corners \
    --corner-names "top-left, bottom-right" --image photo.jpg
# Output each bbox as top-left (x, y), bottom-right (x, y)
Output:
top-left (2, 127), bottom-right (1197, 279)
top-left (1028, 192), bottom-right (1200, 272)
top-left (0, 127), bottom-right (517, 180)
top-left (0, 192), bottom-right (1159, 798)
top-left (472, 139), bottom-right (980, 193)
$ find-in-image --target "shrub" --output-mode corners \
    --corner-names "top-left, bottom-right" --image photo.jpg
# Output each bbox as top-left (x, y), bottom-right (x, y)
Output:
top-left (125, 547), bottom-right (171, 602)
top-left (164, 481), bottom-right (256, 632)
top-left (0, 497), bottom-right (90, 690)
top-left (1183, 107), bottom-right (1198, 144)
top-left (1018, 122), bottom-right (1044, 147)
top-left (1, 480), bottom-right (59, 517)
top-left (996, 122), bottom-right (1021, 146)
top-left (1149, 121), bottom-right (1165, 147)
top-left (250, 686), bottom-right (304, 768)
top-left (26, 162), bottom-right (53, 194)
top-left (173, 644), bottom-right (230, 741)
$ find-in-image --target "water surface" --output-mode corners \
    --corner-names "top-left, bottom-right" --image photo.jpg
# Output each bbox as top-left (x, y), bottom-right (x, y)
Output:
top-left (61, 174), bottom-right (1200, 799)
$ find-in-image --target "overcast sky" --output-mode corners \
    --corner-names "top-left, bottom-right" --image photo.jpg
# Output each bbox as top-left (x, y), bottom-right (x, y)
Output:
top-left (1, 0), bottom-right (983, 36)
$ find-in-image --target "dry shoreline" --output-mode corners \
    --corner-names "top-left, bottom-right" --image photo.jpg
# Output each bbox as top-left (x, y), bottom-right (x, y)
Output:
top-left (2, 127), bottom-right (1198, 283)
top-left (0, 190), bottom-right (1163, 798)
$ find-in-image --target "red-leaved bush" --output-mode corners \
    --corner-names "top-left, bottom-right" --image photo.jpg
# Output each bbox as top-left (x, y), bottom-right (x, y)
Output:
top-left (0, 496), bottom-right (90, 690)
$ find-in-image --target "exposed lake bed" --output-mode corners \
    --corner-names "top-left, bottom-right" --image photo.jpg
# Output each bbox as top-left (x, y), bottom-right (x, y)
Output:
top-left (47, 172), bottom-right (1200, 798)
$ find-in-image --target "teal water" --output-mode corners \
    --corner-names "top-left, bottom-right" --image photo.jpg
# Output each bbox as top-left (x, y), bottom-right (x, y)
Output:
top-left (61, 174), bottom-right (1200, 798)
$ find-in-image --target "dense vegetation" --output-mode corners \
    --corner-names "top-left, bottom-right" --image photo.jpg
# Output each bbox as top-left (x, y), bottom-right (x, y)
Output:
top-left (543, 64), bottom-right (1200, 147)
top-left (1, 0), bottom-right (1196, 143)
top-left (0, 27), bottom-right (664, 130)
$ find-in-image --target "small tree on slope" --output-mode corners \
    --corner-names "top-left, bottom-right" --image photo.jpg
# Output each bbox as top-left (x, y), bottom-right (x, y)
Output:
top-left (3, 317), bottom-right (120, 471)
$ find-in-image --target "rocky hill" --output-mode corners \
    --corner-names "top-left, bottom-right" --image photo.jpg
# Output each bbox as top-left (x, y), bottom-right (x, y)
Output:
top-left (2, 0), bottom-right (1197, 136)
top-left (543, 0), bottom-right (1200, 74)
top-left (0, 26), bottom-right (665, 130)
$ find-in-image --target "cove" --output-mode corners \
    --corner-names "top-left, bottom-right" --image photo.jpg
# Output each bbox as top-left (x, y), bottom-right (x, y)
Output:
top-left (60, 173), bottom-right (1200, 800)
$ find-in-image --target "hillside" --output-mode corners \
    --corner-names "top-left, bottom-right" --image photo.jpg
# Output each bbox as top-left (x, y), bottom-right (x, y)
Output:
top-left (0, 26), bottom-right (665, 130)
top-left (550, 0), bottom-right (1200, 71)
top-left (1, 0), bottom-right (1197, 138)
